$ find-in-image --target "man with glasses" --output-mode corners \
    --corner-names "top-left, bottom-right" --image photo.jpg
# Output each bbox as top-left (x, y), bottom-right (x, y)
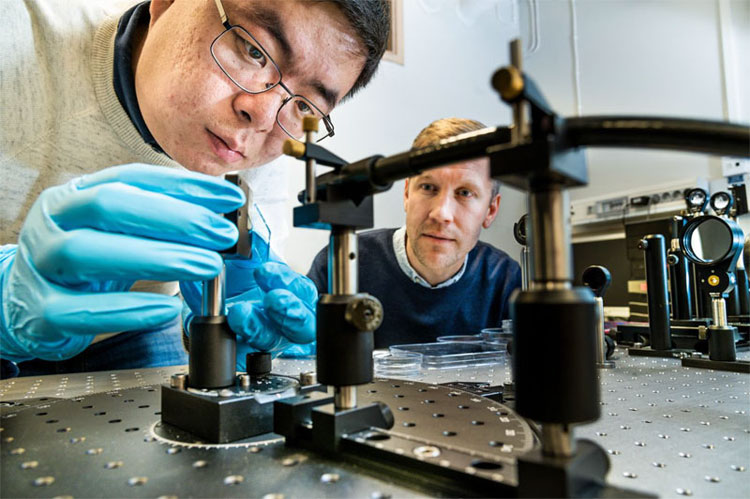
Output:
top-left (0, 0), bottom-right (390, 377)
top-left (308, 119), bottom-right (522, 348)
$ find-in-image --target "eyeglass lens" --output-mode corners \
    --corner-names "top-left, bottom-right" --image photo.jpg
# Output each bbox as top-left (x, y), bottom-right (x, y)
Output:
top-left (212, 27), bottom-right (325, 139)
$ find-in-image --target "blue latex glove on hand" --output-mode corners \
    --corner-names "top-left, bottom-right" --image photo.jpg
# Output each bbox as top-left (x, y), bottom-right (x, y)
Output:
top-left (180, 236), bottom-right (317, 367)
top-left (0, 164), bottom-right (244, 363)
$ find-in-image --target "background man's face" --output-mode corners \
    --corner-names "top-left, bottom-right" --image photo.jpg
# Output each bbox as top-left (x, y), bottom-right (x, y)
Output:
top-left (136, 0), bottom-right (365, 175)
top-left (404, 159), bottom-right (500, 283)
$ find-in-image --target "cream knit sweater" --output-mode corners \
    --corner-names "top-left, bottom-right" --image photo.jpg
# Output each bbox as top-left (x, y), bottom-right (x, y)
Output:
top-left (0, 0), bottom-right (288, 247)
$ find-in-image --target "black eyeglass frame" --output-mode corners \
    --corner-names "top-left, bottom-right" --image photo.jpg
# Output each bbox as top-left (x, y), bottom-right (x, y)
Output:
top-left (210, 0), bottom-right (335, 141)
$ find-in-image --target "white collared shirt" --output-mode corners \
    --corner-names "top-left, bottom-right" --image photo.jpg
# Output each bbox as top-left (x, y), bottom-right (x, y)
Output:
top-left (392, 226), bottom-right (468, 289)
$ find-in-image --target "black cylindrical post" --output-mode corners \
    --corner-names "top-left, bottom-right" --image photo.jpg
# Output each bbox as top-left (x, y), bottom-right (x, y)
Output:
top-left (669, 217), bottom-right (694, 320)
top-left (708, 295), bottom-right (737, 361)
top-left (708, 327), bottom-right (738, 361)
top-left (737, 268), bottom-right (750, 315)
top-left (513, 288), bottom-right (599, 424)
top-left (188, 266), bottom-right (236, 389)
top-left (639, 235), bottom-right (672, 350)
top-left (188, 316), bottom-right (236, 388)
top-left (316, 295), bottom-right (374, 387)
top-left (700, 287), bottom-right (713, 320)
top-left (727, 287), bottom-right (741, 316)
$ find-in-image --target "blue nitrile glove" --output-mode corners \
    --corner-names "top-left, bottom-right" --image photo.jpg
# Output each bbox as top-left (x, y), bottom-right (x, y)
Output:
top-left (180, 237), bottom-right (317, 368)
top-left (0, 164), bottom-right (245, 363)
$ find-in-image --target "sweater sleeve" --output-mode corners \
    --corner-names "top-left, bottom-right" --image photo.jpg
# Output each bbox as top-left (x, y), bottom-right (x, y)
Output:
top-left (500, 261), bottom-right (523, 320)
top-left (306, 246), bottom-right (329, 295)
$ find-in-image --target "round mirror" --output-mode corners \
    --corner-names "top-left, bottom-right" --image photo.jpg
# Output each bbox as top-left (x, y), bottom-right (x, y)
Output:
top-left (687, 217), bottom-right (732, 263)
top-left (685, 187), bottom-right (708, 213)
top-left (710, 191), bottom-right (733, 216)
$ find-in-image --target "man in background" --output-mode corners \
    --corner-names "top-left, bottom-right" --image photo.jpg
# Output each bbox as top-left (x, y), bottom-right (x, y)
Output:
top-left (307, 118), bottom-right (522, 348)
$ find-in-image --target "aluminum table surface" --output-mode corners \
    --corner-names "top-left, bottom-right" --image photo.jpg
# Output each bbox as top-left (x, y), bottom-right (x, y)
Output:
top-left (1, 349), bottom-right (748, 498)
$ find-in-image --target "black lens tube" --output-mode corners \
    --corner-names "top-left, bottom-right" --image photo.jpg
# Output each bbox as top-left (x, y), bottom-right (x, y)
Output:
top-left (639, 235), bottom-right (672, 351)
top-left (188, 266), bottom-right (236, 389)
top-left (669, 217), bottom-right (694, 320)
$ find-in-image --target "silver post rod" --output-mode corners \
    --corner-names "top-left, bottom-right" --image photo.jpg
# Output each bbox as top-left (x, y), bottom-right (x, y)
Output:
top-left (542, 424), bottom-right (575, 458)
top-left (329, 228), bottom-right (359, 409)
top-left (594, 296), bottom-right (605, 364)
top-left (329, 228), bottom-right (358, 295)
top-left (334, 386), bottom-right (357, 410)
top-left (520, 247), bottom-right (530, 290)
top-left (201, 265), bottom-right (226, 317)
top-left (510, 39), bottom-right (525, 144)
top-left (528, 188), bottom-right (572, 289)
top-left (711, 294), bottom-right (728, 327)
top-left (305, 129), bottom-right (316, 204)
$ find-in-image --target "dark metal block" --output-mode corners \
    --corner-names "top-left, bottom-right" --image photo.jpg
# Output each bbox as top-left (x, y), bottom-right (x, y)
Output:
top-left (681, 356), bottom-right (750, 373)
top-left (293, 197), bottom-right (374, 230)
top-left (517, 439), bottom-right (651, 498)
top-left (161, 380), bottom-right (293, 443)
top-left (312, 402), bottom-right (393, 453)
top-left (273, 390), bottom-right (333, 441)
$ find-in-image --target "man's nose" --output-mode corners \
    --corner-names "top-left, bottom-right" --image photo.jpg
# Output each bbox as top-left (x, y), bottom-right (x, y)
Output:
top-left (429, 192), bottom-right (455, 224)
top-left (233, 86), bottom-right (286, 133)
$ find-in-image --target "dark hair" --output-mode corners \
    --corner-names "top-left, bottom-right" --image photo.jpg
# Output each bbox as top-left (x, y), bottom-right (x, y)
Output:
top-left (412, 118), bottom-right (501, 199)
top-left (321, 0), bottom-right (391, 99)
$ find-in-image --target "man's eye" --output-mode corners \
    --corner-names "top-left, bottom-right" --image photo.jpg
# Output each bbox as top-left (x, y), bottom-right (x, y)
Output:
top-left (240, 37), bottom-right (266, 65)
top-left (420, 184), bottom-right (436, 192)
top-left (458, 189), bottom-right (474, 198)
top-left (245, 41), bottom-right (264, 61)
top-left (296, 100), bottom-right (313, 115)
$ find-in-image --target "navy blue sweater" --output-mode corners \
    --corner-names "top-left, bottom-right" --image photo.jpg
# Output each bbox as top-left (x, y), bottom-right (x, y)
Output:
top-left (307, 229), bottom-right (522, 348)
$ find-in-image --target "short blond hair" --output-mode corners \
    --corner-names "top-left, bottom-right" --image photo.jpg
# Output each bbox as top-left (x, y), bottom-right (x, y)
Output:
top-left (411, 118), bottom-right (500, 199)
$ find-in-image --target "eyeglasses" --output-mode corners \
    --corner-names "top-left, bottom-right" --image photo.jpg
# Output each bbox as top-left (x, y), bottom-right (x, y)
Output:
top-left (210, 0), bottom-right (335, 142)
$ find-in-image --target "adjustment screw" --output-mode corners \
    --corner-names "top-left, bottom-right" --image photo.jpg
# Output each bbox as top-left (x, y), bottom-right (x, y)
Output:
top-left (345, 294), bottom-right (384, 331)
top-left (170, 373), bottom-right (188, 390)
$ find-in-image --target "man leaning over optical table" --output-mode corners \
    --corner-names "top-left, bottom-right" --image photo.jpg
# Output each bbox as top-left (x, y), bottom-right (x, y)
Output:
top-left (0, 0), bottom-right (391, 377)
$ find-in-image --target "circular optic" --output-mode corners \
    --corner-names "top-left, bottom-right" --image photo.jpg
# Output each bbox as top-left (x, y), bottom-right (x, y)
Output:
top-left (686, 188), bottom-right (708, 213)
top-left (710, 191), bottom-right (733, 216)
top-left (682, 216), bottom-right (736, 264)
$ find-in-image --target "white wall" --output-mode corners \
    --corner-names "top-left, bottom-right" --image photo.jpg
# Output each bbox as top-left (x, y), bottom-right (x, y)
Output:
top-left (281, 0), bottom-right (527, 273)
top-left (520, 0), bottom-right (749, 202)
top-left (279, 0), bottom-right (749, 273)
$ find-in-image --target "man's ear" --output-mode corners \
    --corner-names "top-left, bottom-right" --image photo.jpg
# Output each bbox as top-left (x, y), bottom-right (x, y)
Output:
top-left (482, 193), bottom-right (501, 229)
top-left (403, 178), bottom-right (410, 211)
top-left (149, 0), bottom-right (175, 26)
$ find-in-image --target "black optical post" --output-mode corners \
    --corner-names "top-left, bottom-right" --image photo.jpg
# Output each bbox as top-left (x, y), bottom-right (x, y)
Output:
top-left (160, 175), bottom-right (304, 443)
top-left (276, 38), bottom-right (748, 495)
top-left (668, 216), bottom-right (695, 321)
top-left (274, 117), bottom-right (394, 453)
top-left (679, 215), bottom-right (750, 373)
top-left (582, 265), bottom-right (615, 368)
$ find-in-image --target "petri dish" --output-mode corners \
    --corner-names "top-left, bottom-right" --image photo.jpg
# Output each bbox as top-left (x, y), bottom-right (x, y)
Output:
top-left (389, 342), bottom-right (504, 370)
top-left (436, 335), bottom-right (483, 343)
top-left (373, 350), bottom-right (422, 377)
top-left (480, 327), bottom-right (513, 355)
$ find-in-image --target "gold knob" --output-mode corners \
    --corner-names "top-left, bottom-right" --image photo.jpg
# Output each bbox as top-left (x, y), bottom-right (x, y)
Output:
top-left (492, 66), bottom-right (524, 102)
top-left (708, 275), bottom-right (720, 287)
top-left (303, 116), bottom-right (319, 133)
top-left (282, 139), bottom-right (305, 158)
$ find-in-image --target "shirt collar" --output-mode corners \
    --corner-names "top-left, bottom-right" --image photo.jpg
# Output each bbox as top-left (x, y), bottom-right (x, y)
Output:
top-left (392, 226), bottom-right (467, 289)
top-left (113, 1), bottom-right (166, 155)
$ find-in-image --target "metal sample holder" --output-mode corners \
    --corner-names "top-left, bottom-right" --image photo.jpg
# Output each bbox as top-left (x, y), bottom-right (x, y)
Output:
top-left (160, 174), bottom-right (301, 443)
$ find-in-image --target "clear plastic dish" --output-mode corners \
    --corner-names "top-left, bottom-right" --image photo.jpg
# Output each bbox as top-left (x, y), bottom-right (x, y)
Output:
top-left (389, 342), bottom-right (504, 370)
top-left (481, 326), bottom-right (513, 354)
top-left (436, 334), bottom-right (483, 343)
top-left (373, 350), bottom-right (422, 377)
